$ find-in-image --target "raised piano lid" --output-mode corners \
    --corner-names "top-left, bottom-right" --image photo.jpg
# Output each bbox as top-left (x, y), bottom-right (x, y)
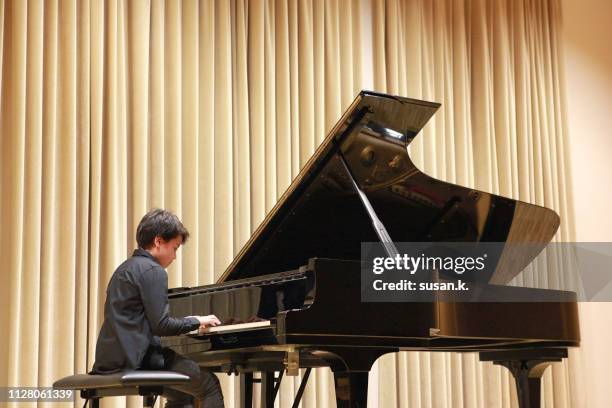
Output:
top-left (217, 91), bottom-right (560, 285)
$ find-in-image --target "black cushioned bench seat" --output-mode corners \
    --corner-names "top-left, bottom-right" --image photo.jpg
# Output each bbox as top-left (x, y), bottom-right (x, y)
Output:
top-left (53, 371), bottom-right (190, 407)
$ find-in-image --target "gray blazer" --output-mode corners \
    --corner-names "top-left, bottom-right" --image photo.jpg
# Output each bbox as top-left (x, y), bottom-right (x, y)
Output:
top-left (91, 249), bottom-right (199, 373)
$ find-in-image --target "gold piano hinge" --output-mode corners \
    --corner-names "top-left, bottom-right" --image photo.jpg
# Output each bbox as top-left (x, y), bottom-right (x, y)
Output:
top-left (284, 351), bottom-right (299, 376)
top-left (429, 328), bottom-right (441, 337)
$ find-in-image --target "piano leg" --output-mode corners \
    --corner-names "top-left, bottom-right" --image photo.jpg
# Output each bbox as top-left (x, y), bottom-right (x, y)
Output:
top-left (239, 373), bottom-right (253, 408)
top-left (316, 347), bottom-right (396, 408)
top-left (498, 360), bottom-right (551, 408)
top-left (333, 370), bottom-right (369, 408)
top-left (239, 371), bottom-right (281, 408)
top-left (480, 349), bottom-right (568, 408)
top-left (260, 371), bottom-right (276, 408)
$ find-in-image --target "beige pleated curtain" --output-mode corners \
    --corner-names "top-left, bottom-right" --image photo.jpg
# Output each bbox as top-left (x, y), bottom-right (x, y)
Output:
top-left (0, 0), bottom-right (580, 407)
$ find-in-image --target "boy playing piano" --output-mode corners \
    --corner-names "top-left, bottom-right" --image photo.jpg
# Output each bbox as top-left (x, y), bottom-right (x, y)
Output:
top-left (91, 209), bottom-right (224, 408)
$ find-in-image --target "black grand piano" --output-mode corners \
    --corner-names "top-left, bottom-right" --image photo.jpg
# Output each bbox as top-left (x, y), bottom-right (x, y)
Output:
top-left (162, 92), bottom-right (579, 408)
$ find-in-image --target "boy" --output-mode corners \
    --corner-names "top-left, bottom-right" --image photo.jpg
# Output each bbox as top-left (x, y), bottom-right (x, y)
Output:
top-left (91, 209), bottom-right (224, 408)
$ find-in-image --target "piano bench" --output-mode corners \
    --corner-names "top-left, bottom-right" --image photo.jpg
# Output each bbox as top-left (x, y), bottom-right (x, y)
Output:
top-left (53, 371), bottom-right (190, 408)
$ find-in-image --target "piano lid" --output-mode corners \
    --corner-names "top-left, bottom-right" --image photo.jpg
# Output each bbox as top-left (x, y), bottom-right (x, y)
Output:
top-left (216, 91), bottom-right (560, 284)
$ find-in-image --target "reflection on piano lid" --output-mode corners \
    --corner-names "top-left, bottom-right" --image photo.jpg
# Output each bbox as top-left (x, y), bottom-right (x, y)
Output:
top-left (218, 91), bottom-right (559, 285)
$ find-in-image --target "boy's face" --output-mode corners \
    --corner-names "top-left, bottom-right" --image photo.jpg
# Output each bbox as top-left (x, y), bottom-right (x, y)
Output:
top-left (149, 235), bottom-right (183, 268)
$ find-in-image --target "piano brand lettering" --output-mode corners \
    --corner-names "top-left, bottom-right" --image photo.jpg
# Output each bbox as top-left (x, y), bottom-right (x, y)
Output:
top-left (372, 253), bottom-right (487, 275)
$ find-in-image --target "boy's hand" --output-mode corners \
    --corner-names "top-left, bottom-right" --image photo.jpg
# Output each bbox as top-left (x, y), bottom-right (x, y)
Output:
top-left (187, 315), bottom-right (221, 332)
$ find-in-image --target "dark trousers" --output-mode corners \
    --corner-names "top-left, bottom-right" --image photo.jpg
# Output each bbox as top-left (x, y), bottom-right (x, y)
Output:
top-left (143, 347), bottom-right (224, 408)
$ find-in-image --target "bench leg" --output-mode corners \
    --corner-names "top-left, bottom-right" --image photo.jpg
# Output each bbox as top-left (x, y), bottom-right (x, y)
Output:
top-left (87, 399), bottom-right (100, 408)
top-left (143, 395), bottom-right (158, 407)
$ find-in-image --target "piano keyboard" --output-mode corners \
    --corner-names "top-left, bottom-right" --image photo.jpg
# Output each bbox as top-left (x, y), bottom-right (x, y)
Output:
top-left (188, 320), bottom-right (271, 336)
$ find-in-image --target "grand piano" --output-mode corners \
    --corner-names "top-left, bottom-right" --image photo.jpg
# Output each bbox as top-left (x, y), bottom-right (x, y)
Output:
top-left (162, 92), bottom-right (579, 408)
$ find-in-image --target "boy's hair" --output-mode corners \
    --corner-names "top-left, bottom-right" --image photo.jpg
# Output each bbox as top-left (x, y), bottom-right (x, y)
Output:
top-left (136, 209), bottom-right (190, 249)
